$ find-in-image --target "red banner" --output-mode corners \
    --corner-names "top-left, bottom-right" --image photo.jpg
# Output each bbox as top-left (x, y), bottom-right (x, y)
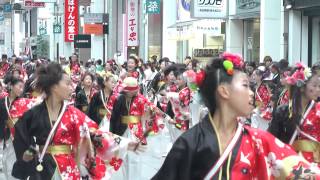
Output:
top-left (65, 0), bottom-right (79, 42)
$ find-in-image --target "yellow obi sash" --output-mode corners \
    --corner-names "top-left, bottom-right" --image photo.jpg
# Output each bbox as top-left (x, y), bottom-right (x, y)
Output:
top-left (7, 118), bottom-right (18, 128)
top-left (31, 91), bottom-right (41, 98)
top-left (82, 106), bottom-right (88, 112)
top-left (292, 139), bottom-right (320, 163)
top-left (46, 145), bottom-right (72, 155)
top-left (99, 108), bottom-right (110, 116)
top-left (121, 116), bottom-right (141, 124)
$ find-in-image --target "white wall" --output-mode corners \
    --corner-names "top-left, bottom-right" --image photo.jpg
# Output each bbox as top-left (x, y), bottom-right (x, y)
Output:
top-left (280, 7), bottom-right (289, 60)
top-left (288, 10), bottom-right (309, 65)
top-left (226, 19), bottom-right (243, 55)
top-left (260, 0), bottom-right (282, 62)
top-left (90, 0), bottom-right (106, 61)
top-left (162, 0), bottom-right (177, 61)
top-left (312, 18), bottom-right (320, 63)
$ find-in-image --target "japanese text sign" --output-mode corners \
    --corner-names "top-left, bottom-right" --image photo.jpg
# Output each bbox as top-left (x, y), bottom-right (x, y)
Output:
top-left (127, 0), bottom-right (138, 46)
top-left (146, 0), bottom-right (160, 14)
top-left (65, 0), bottom-right (79, 42)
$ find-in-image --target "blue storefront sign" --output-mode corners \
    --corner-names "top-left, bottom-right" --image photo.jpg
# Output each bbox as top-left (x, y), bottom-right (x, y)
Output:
top-left (3, 3), bottom-right (12, 13)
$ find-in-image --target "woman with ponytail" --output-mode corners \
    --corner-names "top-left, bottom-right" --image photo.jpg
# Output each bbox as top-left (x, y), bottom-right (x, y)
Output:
top-left (153, 53), bottom-right (320, 180)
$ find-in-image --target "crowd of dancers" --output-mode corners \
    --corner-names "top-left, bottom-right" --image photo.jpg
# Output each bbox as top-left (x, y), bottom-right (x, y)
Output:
top-left (0, 52), bottom-right (319, 179)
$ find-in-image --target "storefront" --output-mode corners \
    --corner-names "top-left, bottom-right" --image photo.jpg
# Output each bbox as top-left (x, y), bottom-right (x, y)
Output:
top-left (286, 0), bottom-right (320, 65)
top-left (230, 0), bottom-right (261, 63)
top-left (168, 0), bottom-right (226, 63)
top-left (296, 1), bottom-right (320, 64)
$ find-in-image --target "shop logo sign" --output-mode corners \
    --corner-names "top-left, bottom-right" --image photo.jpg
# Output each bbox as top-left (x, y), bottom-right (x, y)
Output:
top-left (237, 0), bottom-right (260, 10)
top-left (146, 0), bottom-right (160, 14)
top-left (191, 0), bottom-right (227, 19)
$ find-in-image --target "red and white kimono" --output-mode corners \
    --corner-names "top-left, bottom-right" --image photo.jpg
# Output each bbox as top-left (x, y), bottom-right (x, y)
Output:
top-left (12, 102), bottom-right (131, 180)
top-left (153, 115), bottom-right (320, 179)
top-left (127, 71), bottom-right (139, 79)
top-left (165, 87), bottom-right (192, 142)
top-left (0, 97), bottom-right (35, 180)
top-left (277, 89), bottom-right (289, 106)
top-left (291, 102), bottom-right (320, 166)
top-left (70, 63), bottom-right (82, 91)
top-left (0, 62), bottom-right (10, 79)
top-left (110, 93), bottom-right (162, 144)
top-left (156, 83), bottom-right (179, 112)
top-left (252, 83), bottom-right (272, 130)
top-left (109, 93), bottom-right (164, 180)
top-left (88, 90), bottom-right (119, 132)
top-left (0, 90), bottom-right (8, 99)
top-left (167, 87), bottom-right (191, 131)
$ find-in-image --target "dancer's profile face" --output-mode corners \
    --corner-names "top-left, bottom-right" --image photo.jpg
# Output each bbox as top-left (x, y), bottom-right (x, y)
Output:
top-left (52, 74), bottom-right (73, 100)
top-left (304, 75), bottom-right (320, 101)
top-left (127, 58), bottom-right (136, 71)
top-left (167, 71), bottom-right (176, 83)
top-left (222, 71), bottom-right (255, 117)
top-left (12, 81), bottom-right (24, 97)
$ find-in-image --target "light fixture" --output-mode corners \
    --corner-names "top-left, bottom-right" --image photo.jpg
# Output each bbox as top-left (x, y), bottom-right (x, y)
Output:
top-left (283, 0), bottom-right (294, 10)
top-left (286, 4), bottom-right (292, 9)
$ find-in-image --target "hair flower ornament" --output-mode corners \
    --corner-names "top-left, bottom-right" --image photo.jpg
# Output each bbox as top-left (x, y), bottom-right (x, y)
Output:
top-left (223, 60), bottom-right (234, 75)
top-left (222, 52), bottom-right (244, 69)
top-left (221, 52), bottom-right (244, 76)
top-left (285, 63), bottom-right (312, 87)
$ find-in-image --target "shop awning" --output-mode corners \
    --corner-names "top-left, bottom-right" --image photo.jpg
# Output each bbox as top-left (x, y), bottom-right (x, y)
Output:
top-left (167, 19), bottom-right (223, 41)
top-left (167, 20), bottom-right (197, 29)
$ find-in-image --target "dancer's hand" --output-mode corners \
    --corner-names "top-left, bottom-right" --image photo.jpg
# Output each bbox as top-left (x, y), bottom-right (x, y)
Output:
top-left (128, 141), bottom-right (147, 154)
top-left (22, 150), bottom-right (34, 162)
top-left (168, 119), bottom-right (176, 124)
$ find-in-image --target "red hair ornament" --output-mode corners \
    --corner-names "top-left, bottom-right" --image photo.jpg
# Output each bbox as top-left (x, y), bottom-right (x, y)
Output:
top-left (195, 70), bottom-right (206, 87)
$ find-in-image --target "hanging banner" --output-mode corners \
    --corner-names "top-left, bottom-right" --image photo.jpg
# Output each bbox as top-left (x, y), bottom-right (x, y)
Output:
top-left (127, 0), bottom-right (138, 47)
top-left (65, 0), bottom-right (79, 42)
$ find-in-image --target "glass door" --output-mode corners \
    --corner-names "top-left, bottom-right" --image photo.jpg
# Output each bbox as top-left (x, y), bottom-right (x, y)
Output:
top-left (312, 17), bottom-right (320, 64)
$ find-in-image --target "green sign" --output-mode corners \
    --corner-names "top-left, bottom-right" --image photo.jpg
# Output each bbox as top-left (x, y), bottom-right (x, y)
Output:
top-left (53, 24), bottom-right (61, 33)
top-left (146, 0), bottom-right (160, 14)
top-left (39, 27), bottom-right (47, 35)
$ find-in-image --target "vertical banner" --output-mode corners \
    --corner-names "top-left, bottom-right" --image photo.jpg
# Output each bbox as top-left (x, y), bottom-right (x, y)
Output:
top-left (65, 0), bottom-right (79, 42)
top-left (127, 0), bottom-right (138, 46)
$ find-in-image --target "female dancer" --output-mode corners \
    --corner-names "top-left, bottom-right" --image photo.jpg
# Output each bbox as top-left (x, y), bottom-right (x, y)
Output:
top-left (123, 56), bottom-right (140, 79)
top-left (165, 65), bottom-right (192, 141)
top-left (269, 63), bottom-right (320, 166)
top-left (75, 72), bottom-right (97, 113)
top-left (12, 63), bottom-right (142, 180)
top-left (88, 73), bottom-right (118, 132)
top-left (0, 75), bottom-right (34, 180)
top-left (153, 53), bottom-right (320, 179)
top-left (110, 77), bottom-right (168, 180)
top-left (251, 68), bottom-right (272, 130)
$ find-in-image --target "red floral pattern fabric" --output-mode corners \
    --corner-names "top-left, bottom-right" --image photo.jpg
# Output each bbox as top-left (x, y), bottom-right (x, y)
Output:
top-left (230, 126), bottom-right (320, 179)
top-left (0, 91), bottom-right (8, 99)
top-left (278, 89), bottom-right (289, 106)
top-left (255, 84), bottom-right (272, 121)
top-left (0, 62), bottom-right (10, 78)
top-left (294, 102), bottom-right (320, 165)
top-left (8, 98), bottom-right (35, 136)
top-left (127, 71), bottom-right (139, 79)
top-left (168, 87), bottom-right (192, 130)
